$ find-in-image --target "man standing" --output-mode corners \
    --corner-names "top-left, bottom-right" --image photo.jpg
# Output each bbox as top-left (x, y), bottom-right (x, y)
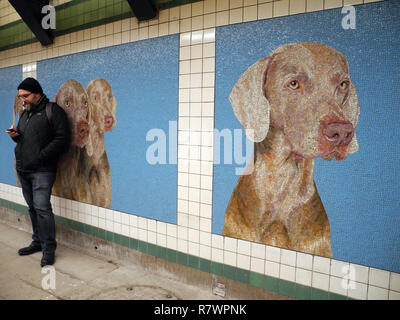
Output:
top-left (6, 77), bottom-right (70, 267)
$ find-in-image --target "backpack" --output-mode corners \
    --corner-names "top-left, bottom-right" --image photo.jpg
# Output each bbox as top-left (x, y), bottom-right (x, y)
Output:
top-left (45, 102), bottom-right (53, 126)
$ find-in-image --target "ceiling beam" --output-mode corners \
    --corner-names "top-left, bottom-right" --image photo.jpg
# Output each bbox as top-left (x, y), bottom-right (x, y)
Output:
top-left (8, 0), bottom-right (54, 46)
top-left (126, 0), bottom-right (157, 21)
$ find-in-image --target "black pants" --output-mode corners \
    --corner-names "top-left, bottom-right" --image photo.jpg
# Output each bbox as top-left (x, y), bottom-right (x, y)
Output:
top-left (17, 171), bottom-right (57, 254)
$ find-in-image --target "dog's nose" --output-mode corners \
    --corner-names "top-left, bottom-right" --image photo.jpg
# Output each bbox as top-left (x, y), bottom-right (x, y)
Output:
top-left (322, 122), bottom-right (354, 147)
top-left (77, 120), bottom-right (89, 138)
top-left (104, 115), bottom-right (114, 130)
top-left (105, 116), bottom-right (113, 127)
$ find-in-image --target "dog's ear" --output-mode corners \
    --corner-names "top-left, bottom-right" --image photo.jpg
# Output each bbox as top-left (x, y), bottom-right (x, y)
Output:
top-left (86, 80), bottom-right (94, 101)
top-left (53, 88), bottom-right (59, 104)
top-left (83, 86), bottom-right (94, 157)
top-left (345, 81), bottom-right (360, 154)
top-left (13, 94), bottom-right (19, 126)
top-left (86, 91), bottom-right (93, 125)
top-left (229, 57), bottom-right (270, 142)
top-left (85, 128), bottom-right (94, 157)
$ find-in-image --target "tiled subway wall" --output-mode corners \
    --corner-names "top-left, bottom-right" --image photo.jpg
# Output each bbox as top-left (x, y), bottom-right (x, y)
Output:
top-left (0, 0), bottom-right (19, 26)
top-left (1, 0), bottom-right (399, 300)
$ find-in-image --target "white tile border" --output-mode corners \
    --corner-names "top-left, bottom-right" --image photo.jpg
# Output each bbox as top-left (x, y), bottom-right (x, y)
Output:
top-left (0, 0), bottom-right (396, 300)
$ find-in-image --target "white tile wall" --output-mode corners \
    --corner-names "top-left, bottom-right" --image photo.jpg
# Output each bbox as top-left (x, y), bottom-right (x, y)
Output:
top-left (22, 62), bottom-right (37, 80)
top-left (0, 0), bottom-right (20, 26)
top-left (0, 0), bottom-right (396, 300)
top-left (177, 25), bottom-right (215, 267)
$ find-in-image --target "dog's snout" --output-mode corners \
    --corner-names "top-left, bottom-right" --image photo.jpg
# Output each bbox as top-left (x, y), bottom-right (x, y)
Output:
top-left (322, 122), bottom-right (354, 147)
top-left (77, 120), bottom-right (89, 138)
top-left (104, 115), bottom-right (114, 131)
top-left (105, 116), bottom-right (113, 126)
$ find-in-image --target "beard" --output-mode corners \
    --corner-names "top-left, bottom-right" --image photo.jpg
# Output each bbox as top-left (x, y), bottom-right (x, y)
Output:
top-left (23, 95), bottom-right (42, 110)
top-left (22, 101), bottom-right (30, 110)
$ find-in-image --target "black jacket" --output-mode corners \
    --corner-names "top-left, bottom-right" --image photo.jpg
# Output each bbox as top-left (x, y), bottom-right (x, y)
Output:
top-left (12, 94), bottom-right (70, 173)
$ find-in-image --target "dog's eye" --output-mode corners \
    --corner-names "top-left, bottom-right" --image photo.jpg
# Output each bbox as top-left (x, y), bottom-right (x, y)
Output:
top-left (340, 81), bottom-right (349, 90)
top-left (288, 80), bottom-right (300, 90)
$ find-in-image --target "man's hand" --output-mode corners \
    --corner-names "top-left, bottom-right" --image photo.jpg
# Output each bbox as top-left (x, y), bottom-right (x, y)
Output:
top-left (5, 125), bottom-right (19, 138)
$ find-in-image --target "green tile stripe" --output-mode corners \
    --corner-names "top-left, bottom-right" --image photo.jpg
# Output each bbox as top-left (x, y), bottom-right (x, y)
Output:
top-left (0, 0), bottom-right (202, 52)
top-left (54, 0), bottom-right (133, 36)
top-left (0, 197), bottom-right (351, 300)
top-left (0, 0), bottom-right (132, 51)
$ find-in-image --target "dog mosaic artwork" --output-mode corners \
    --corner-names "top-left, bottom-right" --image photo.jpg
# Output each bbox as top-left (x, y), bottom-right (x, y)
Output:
top-left (222, 42), bottom-right (360, 258)
top-left (13, 78), bottom-right (116, 208)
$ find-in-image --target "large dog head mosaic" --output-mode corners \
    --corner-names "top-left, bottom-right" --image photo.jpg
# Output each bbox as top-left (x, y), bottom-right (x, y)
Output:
top-left (54, 79), bottom-right (90, 149)
top-left (86, 78), bottom-right (117, 133)
top-left (229, 42), bottom-right (360, 161)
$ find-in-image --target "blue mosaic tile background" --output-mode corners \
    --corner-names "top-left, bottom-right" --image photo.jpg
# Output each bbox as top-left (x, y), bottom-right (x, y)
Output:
top-left (37, 35), bottom-right (179, 223)
top-left (213, 0), bottom-right (400, 272)
top-left (0, 64), bottom-right (22, 186)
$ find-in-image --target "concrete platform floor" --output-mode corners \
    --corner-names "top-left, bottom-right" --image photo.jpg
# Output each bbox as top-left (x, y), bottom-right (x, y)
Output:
top-left (0, 221), bottom-right (227, 300)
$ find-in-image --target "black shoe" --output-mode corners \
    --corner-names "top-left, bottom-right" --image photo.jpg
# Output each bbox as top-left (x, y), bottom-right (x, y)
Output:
top-left (18, 243), bottom-right (42, 256)
top-left (41, 252), bottom-right (55, 267)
